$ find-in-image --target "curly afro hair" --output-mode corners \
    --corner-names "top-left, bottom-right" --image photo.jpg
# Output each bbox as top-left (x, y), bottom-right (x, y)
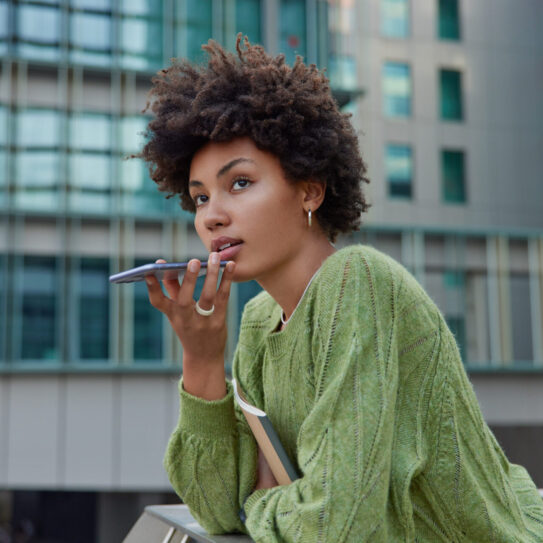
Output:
top-left (139, 34), bottom-right (370, 242)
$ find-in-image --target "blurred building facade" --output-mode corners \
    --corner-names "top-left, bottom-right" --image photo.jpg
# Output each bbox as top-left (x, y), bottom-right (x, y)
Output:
top-left (0, 0), bottom-right (542, 541)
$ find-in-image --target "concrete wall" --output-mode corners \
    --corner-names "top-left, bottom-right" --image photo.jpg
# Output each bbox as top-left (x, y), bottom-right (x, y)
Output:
top-left (0, 375), bottom-right (180, 491)
top-left (353, 0), bottom-right (543, 230)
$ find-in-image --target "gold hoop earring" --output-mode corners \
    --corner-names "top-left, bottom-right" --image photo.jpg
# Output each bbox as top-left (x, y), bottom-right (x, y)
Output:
top-left (307, 208), bottom-right (312, 227)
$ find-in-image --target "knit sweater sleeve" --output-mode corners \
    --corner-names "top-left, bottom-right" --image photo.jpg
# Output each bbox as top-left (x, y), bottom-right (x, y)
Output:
top-left (243, 250), bottom-right (401, 542)
top-left (163, 372), bottom-right (258, 535)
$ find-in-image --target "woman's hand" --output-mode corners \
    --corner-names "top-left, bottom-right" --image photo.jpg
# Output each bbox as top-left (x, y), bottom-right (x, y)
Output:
top-left (254, 447), bottom-right (279, 490)
top-left (145, 252), bottom-right (235, 400)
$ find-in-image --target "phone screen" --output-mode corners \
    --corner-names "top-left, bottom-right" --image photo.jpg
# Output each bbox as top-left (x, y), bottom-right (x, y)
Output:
top-left (109, 260), bottom-right (228, 284)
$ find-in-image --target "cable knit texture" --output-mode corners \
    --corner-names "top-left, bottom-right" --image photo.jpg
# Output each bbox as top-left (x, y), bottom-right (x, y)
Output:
top-left (164, 245), bottom-right (543, 542)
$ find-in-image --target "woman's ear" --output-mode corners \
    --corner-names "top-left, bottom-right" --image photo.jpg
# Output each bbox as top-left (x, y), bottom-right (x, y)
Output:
top-left (301, 180), bottom-right (326, 212)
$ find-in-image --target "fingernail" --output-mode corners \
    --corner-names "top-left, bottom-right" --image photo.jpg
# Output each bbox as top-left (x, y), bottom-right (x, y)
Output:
top-left (189, 260), bottom-right (198, 273)
top-left (210, 253), bottom-right (219, 265)
top-left (226, 261), bottom-right (235, 272)
top-left (145, 277), bottom-right (152, 286)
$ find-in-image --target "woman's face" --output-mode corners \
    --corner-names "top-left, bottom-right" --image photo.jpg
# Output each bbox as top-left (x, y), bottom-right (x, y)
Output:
top-left (189, 137), bottom-right (310, 283)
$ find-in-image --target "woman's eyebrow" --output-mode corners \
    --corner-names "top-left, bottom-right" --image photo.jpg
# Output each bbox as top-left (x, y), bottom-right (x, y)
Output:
top-left (189, 157), bottom-right (255, 187)
top-left (217, 157), bottom-right (255, 178)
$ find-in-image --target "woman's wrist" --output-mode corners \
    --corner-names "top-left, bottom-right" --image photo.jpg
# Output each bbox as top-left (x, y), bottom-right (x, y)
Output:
top-left (182, 353), bottom-right (227, 400)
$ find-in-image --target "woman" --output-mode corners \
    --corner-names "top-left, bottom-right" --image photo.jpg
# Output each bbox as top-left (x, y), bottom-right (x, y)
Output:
top-left (141, 36), bottom-right (543, 541)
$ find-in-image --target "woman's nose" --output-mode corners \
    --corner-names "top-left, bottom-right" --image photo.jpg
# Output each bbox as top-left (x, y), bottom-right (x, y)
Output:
top-left (203, 198), bottom-right (230, 230)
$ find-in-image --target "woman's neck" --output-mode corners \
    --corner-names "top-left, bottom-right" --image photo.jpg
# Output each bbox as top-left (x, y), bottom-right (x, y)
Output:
top-left (256, 233), bottom-right (336, 323)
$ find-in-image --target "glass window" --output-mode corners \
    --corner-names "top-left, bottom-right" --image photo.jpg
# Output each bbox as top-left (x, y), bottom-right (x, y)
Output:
top-left (383, 62), bottom-right (411, 117)
top-left (328, 54), bottom-right (357, 90)
top-left (175, 0), bottom-right (213, 62)
top-left (79, 258), bottom-right (110, 360)
top-left (20, 256), bottom-right (58, 361)
top-left (280, 0), bottom-right (306, 65)
top-left (16, 109), bottom-right (60, 148)
top-left (70, 113), bottom-right (111, 151)
top-left (386, 144), bottom-right (413, 198)
top-left (0, 150), bottom-right (6, 190)
top-left (440, 68), bottom-right (463, 120)
top-left (119, 159), bottom-right (174, 215)
top-left (120, 17), bottom-right (163, 70)
top-left (120, 0), bottom-right (162, 17)
top-left (72, 0), bottom-right (112, 12)
top-left (381, 0), bottom-right (409, 38)
top-left (510, 273), bottom-right (534, 364)
top-left (223, 0), bottom-right (262, 49)
top-left (425, 268), bottom-right (466, 361)
top-left (442, 149), bottom-right (466, 203)
top-left (15, 151), bottom-right (59, 188)
top-left (0, 2), bottom-right (9, 42)
top-left (14, 151), bottom-right (60, 211)
top-left (133, 259), bottom-right (163, 361)
top-left (0, 106), bottom-right (7, 146)
top-left (68, 153), bottom-right (111, 213)
top-left (438, 0), bottom-right (460, 40)
top-left (17, 4), bottom-right (60, 43)
top-left (120, 116), bottom-right (147, 154)
top-left (71, 12), bottom-right (111, 66)
top-left (16, 4), bottom-right (60, 61)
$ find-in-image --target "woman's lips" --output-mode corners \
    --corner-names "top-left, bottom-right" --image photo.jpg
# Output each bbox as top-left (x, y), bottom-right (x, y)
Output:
top-left (218, 242), bottom-right (243, 260)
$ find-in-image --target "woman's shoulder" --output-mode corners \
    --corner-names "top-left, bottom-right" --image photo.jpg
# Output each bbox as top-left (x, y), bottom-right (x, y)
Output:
top-left (316, 244), bottom-right (431, 311)
top-left (239, 289), bottom-right (278, 330)
top-left (317, 243), bottom-right (410, 291)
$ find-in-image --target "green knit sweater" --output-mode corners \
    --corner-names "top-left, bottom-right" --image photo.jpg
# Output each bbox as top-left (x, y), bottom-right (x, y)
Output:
top-left (164, 245), bottom-right (543, 542)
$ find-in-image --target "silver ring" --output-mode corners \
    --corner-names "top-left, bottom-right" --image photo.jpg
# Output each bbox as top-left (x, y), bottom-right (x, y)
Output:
top-left (195, 300), bottom-right (215, 317)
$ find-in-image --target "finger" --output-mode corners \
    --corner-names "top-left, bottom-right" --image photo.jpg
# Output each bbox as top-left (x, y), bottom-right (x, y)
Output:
top-left (198, 252), bottom-right (221, 310)
top-left (177, 258), bottom-right (201, 307)
top-left (145, 274), bottom-right (173, 315)
top-left (214, 261), bottom-right (235, 314)
top-left (155, 258), bottom-right (181, 300)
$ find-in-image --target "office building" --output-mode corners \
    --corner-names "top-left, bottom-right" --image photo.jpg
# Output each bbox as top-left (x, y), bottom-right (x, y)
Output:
top-left (0, 0), bottom-right (541, 540)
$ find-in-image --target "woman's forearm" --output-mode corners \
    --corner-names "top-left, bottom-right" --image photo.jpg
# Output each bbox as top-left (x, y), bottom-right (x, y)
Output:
top-left (182, 353), bottom-right (227, 400)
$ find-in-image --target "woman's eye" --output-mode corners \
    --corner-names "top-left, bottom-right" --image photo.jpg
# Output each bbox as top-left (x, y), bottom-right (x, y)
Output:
top-left (232, 177), bottom-right (251, 191)
top-left (194, 194), bottom-right (208, 207)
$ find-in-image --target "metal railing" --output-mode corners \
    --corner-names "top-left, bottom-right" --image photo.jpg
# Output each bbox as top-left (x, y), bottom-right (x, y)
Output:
top-left (124, 505), bottom-right (252, 543)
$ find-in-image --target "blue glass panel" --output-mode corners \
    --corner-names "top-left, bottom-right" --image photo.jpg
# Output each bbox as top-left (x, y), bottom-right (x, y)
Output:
top-left (15, 151), bottom-right (59, 188)
top-left (381, 0), bottom-right (409, 38)
top-left (70, 113), bottom-right (111, 151)
top-left (70, 153), bottom-right (110, 188)
top-left (120, 116), bottom-right (147, 154)
top-left (439, 0), bottom-right (460, 40)
top-left (440, 69), bottom-right (463, 120)
top-left (0, 151), bottom-right (6, 204)
top-left (383, 62), bottom-right (411, 117)
top-left (21, 256), bottom-right (58, 360)
top-left (442, 149), bottom-right (466, 203)
top-left (72, 0), bottom-right (111, 11)
top-left (0, 2), bottom-right (9, 41)
top-left (69, 152), bottom-right (111, 213)
top-left (120, 158), bottom-right (173, 215)
top-left (280, 0), bottom-right (306, 65)
top-left (17, 4), bottom-right (60, 44)
top-left (386, 144), bottom-right (412, 198)
top-left (71, 12), bottom-right (111, 51)
top-left (120, 17), bottom-right (162, 70)
top-left (0, 106), bottom-right (6, 145)
top-left (234, 0), bottom-right (261, 44)
top-left (120, 0), bottom-right (162, 16)
top-left (175, 0), bottom-right (212, 62)
top-left (79, 258), bottom-right (110, 360)
top-left (328, 54), bottom-right (357, 90)
top-left (16, 109), bottom-right (60, 148)
top-left (133, 258), bottom-right (163, 361)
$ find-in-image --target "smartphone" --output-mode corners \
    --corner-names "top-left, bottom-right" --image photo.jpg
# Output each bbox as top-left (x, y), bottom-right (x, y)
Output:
top-left (109, 260), bottom-right (228, 284)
